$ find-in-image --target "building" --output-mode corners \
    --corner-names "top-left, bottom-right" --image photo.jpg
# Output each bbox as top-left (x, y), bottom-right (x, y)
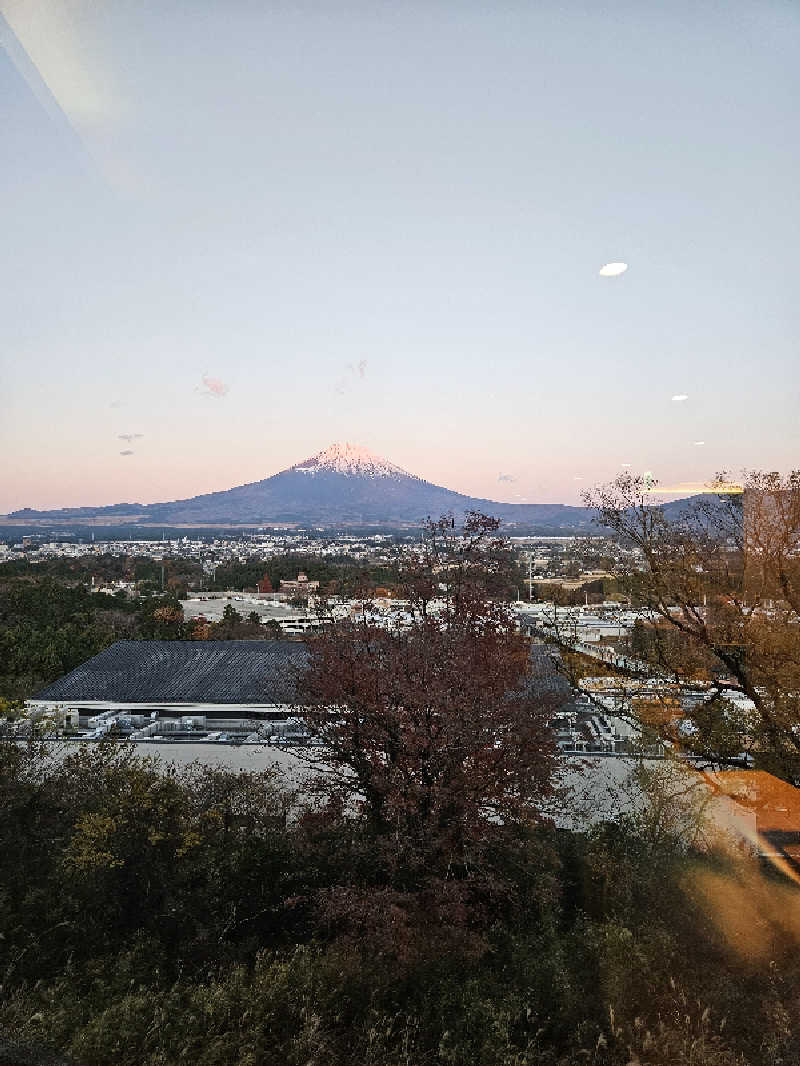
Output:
top-left (27, 640), bottom-right (310, 742)
top-left (279, 572), bottom-right (320, 598)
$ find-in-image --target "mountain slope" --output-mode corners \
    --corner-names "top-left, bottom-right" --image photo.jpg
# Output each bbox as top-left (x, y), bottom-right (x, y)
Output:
top-left (10, 442), bottom-right (596, 529)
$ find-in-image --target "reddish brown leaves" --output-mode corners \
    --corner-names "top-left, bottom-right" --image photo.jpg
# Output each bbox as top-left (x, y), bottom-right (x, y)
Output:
top-left (296, 514), bottom-right (558, 857)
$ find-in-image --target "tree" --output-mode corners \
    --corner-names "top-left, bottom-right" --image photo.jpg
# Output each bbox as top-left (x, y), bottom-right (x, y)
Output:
top-left (296, 513), bottom-right (558, 859)
top-left (185, 617), bottom-right (211, 641)
top-left (582, 470), bottom-right (800, 779)
top-left (258, 573), bottom-right (273, 594)
top-left (140, 602), bottom-right (185, 639)
top-left (0, 578), bottom-right (136, 699)
top-left (293, 515), bottom-right (560, 962)
top-left (397, 510), bottom-right (517, 619)
top-left (207, 603), bottom-right (265, 640)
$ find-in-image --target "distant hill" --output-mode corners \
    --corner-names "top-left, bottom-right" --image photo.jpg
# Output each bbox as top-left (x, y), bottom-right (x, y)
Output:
top-left (9, 442), bottom-right (599, 531)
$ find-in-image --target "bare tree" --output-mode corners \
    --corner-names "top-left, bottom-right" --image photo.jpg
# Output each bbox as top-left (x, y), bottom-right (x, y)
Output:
top-left (579, 471), bottom-right (800, 779)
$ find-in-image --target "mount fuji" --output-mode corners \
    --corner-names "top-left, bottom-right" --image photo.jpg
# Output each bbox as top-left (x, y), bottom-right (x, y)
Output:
top-left (10, 443), bottom-right (596, 530)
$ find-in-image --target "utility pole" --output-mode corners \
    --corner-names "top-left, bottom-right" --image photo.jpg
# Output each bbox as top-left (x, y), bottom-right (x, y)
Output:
top-left (528, 555), bottom-right (533, 602)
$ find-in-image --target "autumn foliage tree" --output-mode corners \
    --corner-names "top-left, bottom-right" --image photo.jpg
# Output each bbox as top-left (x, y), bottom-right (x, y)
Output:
top-left (583, 470), bottom-right (800, 779)
top-left (258, 573), bottom-right (273, 594)
top-left (292, 513), bottom-right (558, 959)
top-left (295, 514), bottom-right (558, 956)
top-left (299, 609), bottom-right (556, 849)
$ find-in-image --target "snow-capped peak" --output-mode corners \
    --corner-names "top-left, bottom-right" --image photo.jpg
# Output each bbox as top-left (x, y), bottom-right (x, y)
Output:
top-left (293, 442), bottom-right (415, 480)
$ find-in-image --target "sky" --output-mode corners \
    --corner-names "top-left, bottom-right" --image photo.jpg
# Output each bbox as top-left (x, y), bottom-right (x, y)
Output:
top-left (1, 1), bottom-right (799, 513)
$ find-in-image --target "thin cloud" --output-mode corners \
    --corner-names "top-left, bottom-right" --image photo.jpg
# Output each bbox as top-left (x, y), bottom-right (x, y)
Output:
top-left (599, 262), bottom-right (628, 277)
top-left (110, 399), bottom-right (125, 409)
top-left (118, 433), bottom-right (143, 443)
top-left (119, 449), bottom-right (134, 456)
top-left (195, 374), bottom-right (229, 399)
top-left (672, 394), bottom-right (689, 403)
top-left (497, 473), bottom-right (516, 483)
top-left (346, 358), bottom-right (367, 379)
top-left (335, 359), bottom-right (369, 394)
top-left (694, 440), bottom-right (706, 446)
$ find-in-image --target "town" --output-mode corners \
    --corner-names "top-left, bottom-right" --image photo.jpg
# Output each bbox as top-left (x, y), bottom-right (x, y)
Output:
top-left (2, 526), bottom-right (758, 763)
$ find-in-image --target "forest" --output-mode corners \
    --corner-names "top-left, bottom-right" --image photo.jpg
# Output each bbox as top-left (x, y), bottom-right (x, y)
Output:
top-left (2, 738), bottom-right (799, 1066)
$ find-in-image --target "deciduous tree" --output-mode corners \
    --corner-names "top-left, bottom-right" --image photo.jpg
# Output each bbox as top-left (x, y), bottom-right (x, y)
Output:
top-left (582, 470), bottom-right (800, 779)
top-left (297, 513), bottom-right (558, 859)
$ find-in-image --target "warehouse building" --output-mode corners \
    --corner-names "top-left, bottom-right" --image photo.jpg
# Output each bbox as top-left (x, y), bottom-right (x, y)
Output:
top-left (26, 640), bottom-right (309, 742)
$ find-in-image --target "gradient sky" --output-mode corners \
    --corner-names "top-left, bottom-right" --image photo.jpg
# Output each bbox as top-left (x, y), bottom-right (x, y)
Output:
top-left (2, 1), bottom-right (798, 513)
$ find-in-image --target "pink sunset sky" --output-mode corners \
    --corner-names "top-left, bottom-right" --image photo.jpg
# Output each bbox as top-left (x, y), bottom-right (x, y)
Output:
top-left (2, 3), bottom-right (798, 514)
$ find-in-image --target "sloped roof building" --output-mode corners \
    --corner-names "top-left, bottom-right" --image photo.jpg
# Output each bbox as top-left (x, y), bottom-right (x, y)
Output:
top-left (28, 641), bottom-right (310, 736)
top-left (34, 640), bottom-right (308, 706)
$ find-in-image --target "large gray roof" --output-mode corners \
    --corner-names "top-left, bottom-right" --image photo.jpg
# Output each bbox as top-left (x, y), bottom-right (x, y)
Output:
top-left (33, 640), bottom-right (309, 705)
